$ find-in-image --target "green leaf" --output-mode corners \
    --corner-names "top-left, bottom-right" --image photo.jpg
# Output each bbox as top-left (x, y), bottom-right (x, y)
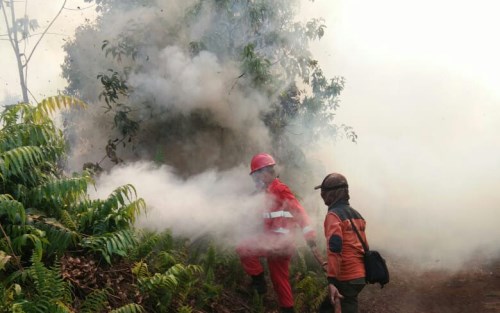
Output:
top-left (0, 250), bottom-right (12, 270)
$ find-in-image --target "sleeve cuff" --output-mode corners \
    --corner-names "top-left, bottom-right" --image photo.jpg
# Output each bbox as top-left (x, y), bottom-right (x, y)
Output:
top-left (306, 240), bottom-right (316, 248)
top-left (327, 276), bottom-right (339, 284)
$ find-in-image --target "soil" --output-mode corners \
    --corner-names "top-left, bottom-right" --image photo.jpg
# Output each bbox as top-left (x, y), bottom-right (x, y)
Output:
top-left (359, 257), bottom-right (500, 313)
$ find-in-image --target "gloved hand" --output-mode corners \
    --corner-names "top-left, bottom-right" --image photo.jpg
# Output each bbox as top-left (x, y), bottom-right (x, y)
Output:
top-left (328, 284), bottom-right (344, 313)
top-left (307, 240), bottom-right (327, 272)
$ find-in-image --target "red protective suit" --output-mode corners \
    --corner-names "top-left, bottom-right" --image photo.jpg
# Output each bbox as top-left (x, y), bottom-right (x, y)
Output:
top-left (236, 178), bottom-right (316, 308)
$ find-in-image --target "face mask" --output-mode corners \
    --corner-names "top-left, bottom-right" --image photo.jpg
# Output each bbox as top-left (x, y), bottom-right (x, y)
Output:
top-left (252, 173), bottom-right (266, 191)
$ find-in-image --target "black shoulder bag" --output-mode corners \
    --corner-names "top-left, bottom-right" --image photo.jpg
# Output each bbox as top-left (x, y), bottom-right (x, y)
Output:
top-left (347, 216), bottom-right (390, 288)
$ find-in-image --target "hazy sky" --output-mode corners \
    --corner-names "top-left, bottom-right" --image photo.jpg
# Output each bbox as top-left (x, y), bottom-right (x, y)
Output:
top-left (0, 0), bottom-right (96, 103)
top-left (1, 0), bottom-right (499, 268)
top-left (302, 0), bottom-right (500, 267)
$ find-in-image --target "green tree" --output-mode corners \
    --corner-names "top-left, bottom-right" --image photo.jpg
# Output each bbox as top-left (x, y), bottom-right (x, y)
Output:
top-left (62, 0), bottom-right (355, 181)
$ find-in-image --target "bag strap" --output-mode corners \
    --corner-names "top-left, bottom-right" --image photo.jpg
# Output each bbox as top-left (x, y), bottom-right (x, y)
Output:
top-left (343, 207), bottom-right (369, 253)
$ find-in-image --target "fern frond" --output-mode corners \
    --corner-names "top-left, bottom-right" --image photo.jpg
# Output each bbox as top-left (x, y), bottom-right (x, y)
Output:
top-left (166, 263), bottom-right (203, 279)
top-left (11, 228), bottom-right (47, 261)
top-left (81, 229), bottom-right (137, 264)
top-left (0, 123), bottom-right (59, 152)
top-left (59, 210), bottom-right (78, 231)
top-left (0, 197), bottom-right (26, 226)
top-left (0, 146), bottom-right (44, 178)
top-left (108, 184), bottom-right (138, 206)
top-left (109, 303), bottom-right (145, 313)
top-left (129, 231), bottom-right (160, 260)
top-left (0, 103), bottom-right (33, 127)
top-left (139, 263), bottom-right (202, 295)
top-left (79, 288), bottom-right (110, 313)
top-left (33, 218), bottom-right (80, 256)
top-left (35, 96), bottom-right (86, 120)
top-left (294, 272), bottom-right (328, 312)
top-left (77, 185), bottom-right (145, 235)
top-left (131, 261), bottom-right (150, 279)
top-left (30, 175), bottom-right (91, 210)
top-left (178, 305), bottom-right (194, 313)
top-left (138, 271), bottom-right (179, 292)
top-left (23, 257), bottom-right (72, 311)
top-left (156, 251), bottom-right (179, 272)
top-left (122, 199), bottom-right (146, 224)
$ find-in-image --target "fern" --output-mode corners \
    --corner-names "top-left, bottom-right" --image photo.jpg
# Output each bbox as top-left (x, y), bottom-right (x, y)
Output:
top-left (138, 270), bottom-right (179, 292)
top-left (15, 257), bottom-right (73, 312)
top-left (108, 184), bottom-right (138, 204)
top-left (131, 261), bottom-right (150, 279)
top-left (30, 175), bottom-right (92, 213)
top-left (59, 210), bottom-right (78, 231)
top-left (156, 251), bottom-right (180, 273)
top-left (0, 146), bottom-right (45, 178)
top-left (81, 229), bottom-right (137, 264)
top-left (137, 263), bottom-right (202, 311)
top-left (294, 272), bottom-right (328, 313)
top-left (0, 123), bottom-right (57, 150)
top-left (11, 233), bottom-right (46, 261)
top-left (77, 185), bottom-right (145, 235)
top-left (109, 303), bottom-right (145, 313)
top-left (32, 218), bottom-right (80, 256)
top-left (0, 197), bottom-right (26, 226)
top-left (128, 231), bottom-right (160, 260)
top-left (178, 305), bottom-right (194, 313)
top-left (35, 96), bottom-right (86, 121)
top-left (79, 288), bottom-right (110, 313)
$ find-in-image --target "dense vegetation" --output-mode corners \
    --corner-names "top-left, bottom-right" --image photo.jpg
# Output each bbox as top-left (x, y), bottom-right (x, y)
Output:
top-left (1, 1), bottom-right (346, 312)
top-left (0, 99), bottom-right (328, 312)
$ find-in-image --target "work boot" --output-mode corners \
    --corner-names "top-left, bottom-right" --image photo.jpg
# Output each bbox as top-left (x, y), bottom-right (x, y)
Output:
top-left (250, 273), bottom-right (267, 294)
top-left (280, 307), bottom-right (294, 313)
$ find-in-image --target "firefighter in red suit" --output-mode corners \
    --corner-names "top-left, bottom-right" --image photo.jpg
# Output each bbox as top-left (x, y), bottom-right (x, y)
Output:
top-left (236, 153), bottom-right (320, 313)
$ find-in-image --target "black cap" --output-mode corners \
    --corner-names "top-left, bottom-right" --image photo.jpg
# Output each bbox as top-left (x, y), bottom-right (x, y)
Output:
top-left (314, 173), bottom-right (348, 190)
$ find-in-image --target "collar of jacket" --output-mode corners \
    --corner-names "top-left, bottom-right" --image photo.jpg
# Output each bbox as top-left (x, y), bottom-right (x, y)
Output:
top-left (327, 199), bottom-right (350, 211)
top-left (266, 178), bottom-right (280, 191)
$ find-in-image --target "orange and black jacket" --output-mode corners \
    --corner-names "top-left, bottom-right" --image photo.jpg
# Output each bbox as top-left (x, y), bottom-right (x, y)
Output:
top-left (324, 200), bottom-right (367, 283)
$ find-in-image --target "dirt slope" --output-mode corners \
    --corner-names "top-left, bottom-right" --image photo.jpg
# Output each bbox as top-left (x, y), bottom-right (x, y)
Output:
top-left (360, 257), bottom-right (500, 313)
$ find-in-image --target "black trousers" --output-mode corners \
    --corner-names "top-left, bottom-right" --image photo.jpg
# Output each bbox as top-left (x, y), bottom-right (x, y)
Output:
top-left (318, 279), bottom-right (365, 313)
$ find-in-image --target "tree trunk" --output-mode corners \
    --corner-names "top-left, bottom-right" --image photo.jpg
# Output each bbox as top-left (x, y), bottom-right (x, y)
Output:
top-left (8, 0), bottom-right (29, 103)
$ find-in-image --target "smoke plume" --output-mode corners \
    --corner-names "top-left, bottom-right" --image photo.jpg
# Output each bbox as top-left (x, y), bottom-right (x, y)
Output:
top-left (89, 162), bottom-right (268, 247)
top-left (62, 0), bottom-right (500, 272)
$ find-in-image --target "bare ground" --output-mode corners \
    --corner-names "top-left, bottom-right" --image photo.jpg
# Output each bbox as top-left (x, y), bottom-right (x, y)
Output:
top-left (360, 257), bottom-right (500, 313)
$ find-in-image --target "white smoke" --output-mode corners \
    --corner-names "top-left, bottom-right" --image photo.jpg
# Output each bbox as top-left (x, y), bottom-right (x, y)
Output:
top-left (128, 45), bottom-right (270, 135)
top-left (64, 0), bottom-right (500, 272)
top-left (64, 0), bottom-right (274, 171)
top-left (89, 162), bottom-right (268, 247)
top-left (302, 0), bottom-right (500, 270)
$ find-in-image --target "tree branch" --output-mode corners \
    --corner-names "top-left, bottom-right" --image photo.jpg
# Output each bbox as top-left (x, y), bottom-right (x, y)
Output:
top-left (24, 0), bottom-right (67, 65)
top-left (1, 0), bottom-right (17, 53)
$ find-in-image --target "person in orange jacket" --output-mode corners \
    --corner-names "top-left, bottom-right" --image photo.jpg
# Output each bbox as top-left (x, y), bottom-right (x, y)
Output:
top-left (315, 173), bottom-right (367, 313)
top-left (236, 153), bottom-right (319, 313)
